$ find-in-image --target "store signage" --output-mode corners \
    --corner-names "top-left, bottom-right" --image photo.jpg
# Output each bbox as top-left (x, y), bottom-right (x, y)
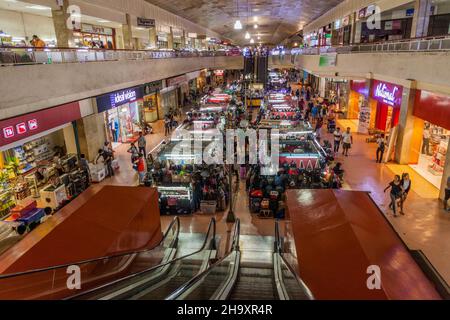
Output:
top-left (366, 5), bottom-right (376, 17)
top-left (350, 80), bottom-right (368, 97)
top-left (406, 8), bottom-right (415, 17)
top-left (358, 8), bottom-right (367, 19)
top-left (96, 87), bottom-right (143, 113)
top-left (319, 53), bottom-right (337, 67)
top-left (342, 16), bottom-right (350, 27)
top-left (137, 17), bottom-right (155, 28)
top-left (167, 75), bottom-right (188, 87)
top-left (385, 21), bottom-right (393, 31)
top-left (214, 70), bottom-right (224, 76)
top-left (81, 23), bottom-right (113, 36)
top-left (0, 102), bottom-right (81, 147)
top-left (371, 80), bottom-right (403, 107)
top-left (188, 32), bottom-right (197, 38)
top-left (142, 80), bottom-right (163, 95)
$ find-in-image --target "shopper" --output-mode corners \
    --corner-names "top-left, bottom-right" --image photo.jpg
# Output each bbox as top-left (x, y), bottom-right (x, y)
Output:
top-left (333, 127), bottom-right (342, 153)
top-left (444, 175), bottom-right (450, 211)
top-left (315, 118), bottom-right (323, 143)
top-left (342, 127), bottom-right (353, 157)
top-left (311, 104), bottom-right (319, 123)
top-left (384, 175), bottom-right (403, 217)
top-left (399, 173), bottom-right (412, 215)
top-left (164, 116), bottom-right (171, 136)
top-left (137, 132), bottom-right (147, 156)
top-left (95, 149), bottom-right (114, 177)
top-left (127, 143), bottom-right (139, 166)
top-left (79, 154), bottom-right (91, 185)
top-left (135, 153), bottom-right (146, 185)
top-left (422, 126), bottom-right (431, 155)
top-left (376, 134), bottom-right (386, 163)
top-left (30, 35), bottom-right (46, 48)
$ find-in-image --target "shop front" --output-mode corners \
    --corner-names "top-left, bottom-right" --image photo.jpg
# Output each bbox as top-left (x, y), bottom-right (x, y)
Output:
top-left (0, 102), bottom-right (83, 217)
top-left (142, 80), bottom-right (164, 123)
top-left (73, 23), bottom-right (115, 49)
top-left (96, 87), bottom-right (144, 148)
top-left (408, 90), bottom-right (450, 189)
top-left (348, 79), bottom-right (375, 134)
top-left (163, 75), bottom-right (188, 115)
top-left (370, 80), bottom-right (403, 133)
top-left (186, 70), bottom-right (201, 98)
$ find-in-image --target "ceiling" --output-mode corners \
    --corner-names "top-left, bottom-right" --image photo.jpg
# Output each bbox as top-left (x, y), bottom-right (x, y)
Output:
top-left (145, 0), bottom-right (344, 45)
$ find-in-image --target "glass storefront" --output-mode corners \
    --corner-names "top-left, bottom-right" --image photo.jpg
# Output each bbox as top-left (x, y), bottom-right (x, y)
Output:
top-left (105, 101), bottom-right (141, 147)
top-left (73, 24), bottom-right (115, 49)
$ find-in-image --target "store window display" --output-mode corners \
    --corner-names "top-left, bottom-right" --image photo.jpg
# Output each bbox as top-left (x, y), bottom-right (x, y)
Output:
top-left (411, 122), bottom-right (449, 188)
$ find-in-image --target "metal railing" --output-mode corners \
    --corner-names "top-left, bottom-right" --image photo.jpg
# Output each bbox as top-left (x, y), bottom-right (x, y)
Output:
top-left (0, 46), bottom-right (236, 66)
top-left (278, 35), bottom-right (450, 58)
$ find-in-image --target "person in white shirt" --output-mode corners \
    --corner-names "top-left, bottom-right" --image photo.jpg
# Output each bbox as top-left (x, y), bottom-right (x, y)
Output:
top-left (422, 127), bottom-right (431, 155)
top-left (342, 127), bottom-right (353, 157)
top-left (333, 128), bottom-right (343, 153)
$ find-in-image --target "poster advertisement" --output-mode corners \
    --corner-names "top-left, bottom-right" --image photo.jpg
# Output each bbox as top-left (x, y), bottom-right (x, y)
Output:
top-left (357, 96), bottom-right (370, 134)
top-left (319, 53), bottom-right (337, 67)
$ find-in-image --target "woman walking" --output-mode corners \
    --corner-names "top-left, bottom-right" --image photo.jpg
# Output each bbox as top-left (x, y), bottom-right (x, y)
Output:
top-left (399, 173), bottom-right (412, 215)
top-left (384, 175), bottom-right (403, 217)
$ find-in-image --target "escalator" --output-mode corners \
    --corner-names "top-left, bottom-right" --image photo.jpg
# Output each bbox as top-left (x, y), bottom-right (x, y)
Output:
top-left (167, 220), bottom-right (314, 300)
top-left (72, 219), bottom-right (218, 300)
top-left (0, 217), bottom-right (216, 300)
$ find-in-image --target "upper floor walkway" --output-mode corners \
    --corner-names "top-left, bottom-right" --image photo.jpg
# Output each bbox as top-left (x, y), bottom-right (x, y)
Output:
top-left (0, 48), bottom-right (243, 120)
top-left (270, 36), bottom-right (450, 95)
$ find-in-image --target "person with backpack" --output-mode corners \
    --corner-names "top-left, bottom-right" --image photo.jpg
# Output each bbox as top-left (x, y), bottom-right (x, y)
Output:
top-left (376, 134), bottom-right (386, 163)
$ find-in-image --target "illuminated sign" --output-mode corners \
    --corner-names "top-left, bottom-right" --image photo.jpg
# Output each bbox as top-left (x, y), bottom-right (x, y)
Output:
top-left (96, 87), bottom-right (143, 113)
top-left (371, 80), bottom-right (403, 107)
top-left (2, 119), bottom-right (39, 139)
top-left (3, 126), bottom-right (14, 139)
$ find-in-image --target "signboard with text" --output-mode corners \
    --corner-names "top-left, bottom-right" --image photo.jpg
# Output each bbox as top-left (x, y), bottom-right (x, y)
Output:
top-left (96, 87), bottom-right (143, 113)
top-left (137, 17), bottom-right (155, 28)
top-left (319, 53), bottom-right (337, 67)
top-left (371, 80), bottom-right (403, 107)
top-left (167, 75), bottom-right (188, 87)
top-left (0, 102), bottom-right (81, 147)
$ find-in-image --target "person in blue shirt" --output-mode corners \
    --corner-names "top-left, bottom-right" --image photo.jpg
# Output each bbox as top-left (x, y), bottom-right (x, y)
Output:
top-left (311, 105), bottom-right (319, 124)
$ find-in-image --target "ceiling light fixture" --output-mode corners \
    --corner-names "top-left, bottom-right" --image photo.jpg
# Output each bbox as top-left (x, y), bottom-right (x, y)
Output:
top-left (250, 38), bottom-right (255, 44)
top-left (254, 24), bottom-right (258, 29)
top-left (254, 16), bottom-right (258, 22)
top-left (234, 0), bottom-right (242, 30)
top-left (245, 31), bottom-right (250, 39)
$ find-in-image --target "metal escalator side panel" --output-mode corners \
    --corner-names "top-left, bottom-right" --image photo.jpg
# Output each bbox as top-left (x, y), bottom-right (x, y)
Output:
top-left (273, 253), bottom-right (288, 300)
top-left (68, 218), bottom-right (216, 300)
top-left (97, 246), bottom-right (178, 300)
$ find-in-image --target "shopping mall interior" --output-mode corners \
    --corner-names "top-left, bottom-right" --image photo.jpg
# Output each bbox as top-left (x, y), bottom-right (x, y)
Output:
top-left (1, 0), bottom-right (450, 306)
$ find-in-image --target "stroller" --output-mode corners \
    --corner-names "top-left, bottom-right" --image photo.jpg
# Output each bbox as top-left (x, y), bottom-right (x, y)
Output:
top-left (327, 119), bottom-right (336, 133)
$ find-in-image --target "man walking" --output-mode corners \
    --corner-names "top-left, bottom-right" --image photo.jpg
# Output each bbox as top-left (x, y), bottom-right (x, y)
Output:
top-left (342, 127), bottom-right (353, 157)
top-left (376, 134), bottom-right (386, 163)
top-left (137, 132), bottom-right (147, 156)
top-left (333, 127), bottom-right (342, 153)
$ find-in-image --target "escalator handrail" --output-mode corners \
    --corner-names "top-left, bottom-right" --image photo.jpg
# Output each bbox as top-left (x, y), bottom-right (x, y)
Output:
top-left (274, 220), bottom-right (315, 300)
top-left (66, 217), bottom-right (217, 300)
top-left (166, 219), bottom-right (241, 300)
top-left (0, 216), bottom-right (181, 280)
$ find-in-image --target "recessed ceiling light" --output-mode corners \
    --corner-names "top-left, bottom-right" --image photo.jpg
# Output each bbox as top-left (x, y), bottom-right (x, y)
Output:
top-left (254, 24), bottom-right (258, 29)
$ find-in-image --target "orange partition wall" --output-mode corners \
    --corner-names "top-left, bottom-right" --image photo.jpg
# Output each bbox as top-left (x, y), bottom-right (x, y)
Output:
top-left (0, 185), bottom-right (162, 274)
top-left (286, 189), bottom-right (441, 300)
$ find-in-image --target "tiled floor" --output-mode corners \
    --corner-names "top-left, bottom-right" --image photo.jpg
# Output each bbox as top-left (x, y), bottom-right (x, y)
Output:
top-left (98, 115), bottom-right (450, 284)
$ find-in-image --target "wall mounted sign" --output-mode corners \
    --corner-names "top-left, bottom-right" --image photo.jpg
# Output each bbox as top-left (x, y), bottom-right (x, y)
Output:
top-left (0, 102), bottom-right (81, 147)
top-left (319, 53), bottom-right (337, 67)
top-left (137, 17), bottom-right (155, 28)
top-left (96, 87), bottom-right (143, 113)
top-left (142, 80), bottom-right (163, 95)
top-left (81, 24), bottom-right (113, 36)
top-left (406, 8), bottom-right (415, 17)
top-left (371, 80), bottom-right (403, 107)
top-left (385, 21), bottom-right (393, 31)
top-left (358, 8), bottom-right (367, 19)
top-left (167, 75), bottom-right (188, 87)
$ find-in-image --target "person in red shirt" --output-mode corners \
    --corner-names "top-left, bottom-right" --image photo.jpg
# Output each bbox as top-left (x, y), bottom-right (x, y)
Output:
top-left (135, 153), bottom-right (146, 185)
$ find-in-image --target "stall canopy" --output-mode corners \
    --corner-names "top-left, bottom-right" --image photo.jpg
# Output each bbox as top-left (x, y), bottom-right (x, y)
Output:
top-left (286, 189), bottom-right (441, 300)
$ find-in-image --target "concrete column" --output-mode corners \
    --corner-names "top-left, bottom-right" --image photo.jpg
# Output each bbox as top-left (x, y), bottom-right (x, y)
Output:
top-left (149, 27), bottom-right (157, 48)
top-left (51, 0), bottom-right (74, 47)
top-left (63, 125), bottom-right (78, 155)
top-left (76, 113), bottom-right (106, 162)
top-left (168, 27), bottom-right (174, 49)
top-left (395, 80), bottom-right (417, 164)
top-left (350, 12), bottom-right (357, 44)
top-left (440, 139), bottom-right (450, 201)
top-left (181, 30), bottom-right (186, 49)
top-left (411, 0), bottom-right (433, 38)
top-left (122, 13), bottom-right (134, 50)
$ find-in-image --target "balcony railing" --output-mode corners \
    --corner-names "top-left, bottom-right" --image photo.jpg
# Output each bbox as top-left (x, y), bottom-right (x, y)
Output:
top-left (285, 35), bottom-right (450, 56)
top-left (0, 47), bottom-right (238, 66)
